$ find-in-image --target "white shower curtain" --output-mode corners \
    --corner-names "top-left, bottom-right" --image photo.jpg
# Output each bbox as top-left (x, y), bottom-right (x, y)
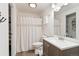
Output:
top-left (16, 15), bottom-right (42, 53)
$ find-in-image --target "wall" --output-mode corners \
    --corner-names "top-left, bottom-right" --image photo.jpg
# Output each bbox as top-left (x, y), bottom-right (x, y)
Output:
top-left (54, 18), bottom-right (61, 35)
top-left (10, 3), bottom-right (17, 56)
top-left (0, 3), bottom-right (9, 56)
top-left (42, 8), bottom-right (54, 36)
top-left (55, 4), bottom-right (79, 42)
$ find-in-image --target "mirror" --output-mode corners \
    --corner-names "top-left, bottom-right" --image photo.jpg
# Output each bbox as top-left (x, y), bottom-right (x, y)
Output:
top-left (66, 13), bottom-right (76, 38)
top-left (54, 3), bottom-right (79, 40)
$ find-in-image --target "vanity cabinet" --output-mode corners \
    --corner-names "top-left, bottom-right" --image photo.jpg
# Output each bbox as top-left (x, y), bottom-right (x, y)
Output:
top-left (43, 40), bottom-right (79, 56)
top-left (43, 40), bottom-right (62, 56)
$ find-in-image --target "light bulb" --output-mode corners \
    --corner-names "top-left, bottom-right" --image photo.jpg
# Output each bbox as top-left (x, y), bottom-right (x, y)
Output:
top-left (52, 4), bottom-right (55, 8)
top-left (54, 7), bottom-right (61, 12)
top-left (29, 3), bottom-right (37, 8)
top-left (64, 3), bottom-right (68, 5)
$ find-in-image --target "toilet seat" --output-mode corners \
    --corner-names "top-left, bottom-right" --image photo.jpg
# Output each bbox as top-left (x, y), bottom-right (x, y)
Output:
top-left (32, 42), bottom-right (43, 48)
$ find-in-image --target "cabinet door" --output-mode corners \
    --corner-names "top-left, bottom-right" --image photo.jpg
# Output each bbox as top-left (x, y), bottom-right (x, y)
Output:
top-left (48, 45), bottom-right (60, 56)
top-left (43, 40), bottom-right (49, 55)
top-left (43, 40), bottom-right (63, 56)
top-left (43, 40), bottom-right (51, 55)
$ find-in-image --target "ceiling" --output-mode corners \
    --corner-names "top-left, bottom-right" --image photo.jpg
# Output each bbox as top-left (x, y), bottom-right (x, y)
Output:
top-left (54, 3), bottom-right (79, 15)
top-left (15, 3), bottom-right (51, 14)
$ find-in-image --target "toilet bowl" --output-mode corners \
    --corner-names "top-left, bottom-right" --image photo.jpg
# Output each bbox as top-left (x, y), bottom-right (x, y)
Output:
top-left (32, 42), bottom-right (43, 56)
top-left (32, 35), bottom-right (47, 56)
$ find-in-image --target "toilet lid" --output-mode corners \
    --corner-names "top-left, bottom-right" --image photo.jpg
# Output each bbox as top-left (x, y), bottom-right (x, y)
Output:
top-left (33, 42), bottom-right (43, 46)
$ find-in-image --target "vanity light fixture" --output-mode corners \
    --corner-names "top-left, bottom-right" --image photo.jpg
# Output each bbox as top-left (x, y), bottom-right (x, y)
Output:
top-left (63, 3), bottom-right (68, 5)
top-left (52, 3), bottom-right (55, 9)
top-left (29, 3), bottom-right (37, 8)
top-left (54, 6), bottom-right (61, 12)
top-left (52, 3), bottom-right (68, 12)
top-left (52, 3), bottom-right (61, 12)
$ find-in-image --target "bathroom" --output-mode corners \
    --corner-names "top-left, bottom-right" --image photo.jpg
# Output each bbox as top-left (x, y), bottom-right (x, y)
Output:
top-left (12, 3), bottom-right (79, 56)
top-left (0, 3), bottom-right (79, 56)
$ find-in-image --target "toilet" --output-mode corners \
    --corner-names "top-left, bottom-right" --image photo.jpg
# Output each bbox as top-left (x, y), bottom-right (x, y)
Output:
top-left (32, 35), bottom-right (47, 56)
top-left (32, 42), bottom-right (43, 56)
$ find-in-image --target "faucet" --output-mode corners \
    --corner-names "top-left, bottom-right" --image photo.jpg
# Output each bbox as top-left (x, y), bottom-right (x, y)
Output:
top-left (58, 36), bottom-right (64, 40)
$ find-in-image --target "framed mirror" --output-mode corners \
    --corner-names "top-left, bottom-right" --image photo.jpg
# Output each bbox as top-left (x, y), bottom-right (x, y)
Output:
top-left (66, 12), bottom-right (76, 38)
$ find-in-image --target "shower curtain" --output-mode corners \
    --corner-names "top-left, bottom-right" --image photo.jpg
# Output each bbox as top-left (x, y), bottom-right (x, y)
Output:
top-left (16, 15), bottom-right (42, 53)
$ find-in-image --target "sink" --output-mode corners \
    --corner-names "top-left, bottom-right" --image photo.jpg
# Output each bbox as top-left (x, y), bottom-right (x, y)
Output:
top-left (43, 36), bottom-right (79, 50)
top-left (58, 37), bottom-right (64, 40)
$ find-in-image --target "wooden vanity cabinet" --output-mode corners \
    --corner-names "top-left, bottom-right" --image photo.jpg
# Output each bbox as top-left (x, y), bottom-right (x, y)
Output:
top-left (43, 40), bottom-right (48, 56)
top-left (43, 40), bottom-right (63, 56)
top-left (43, 40), bottom-right (79, 56)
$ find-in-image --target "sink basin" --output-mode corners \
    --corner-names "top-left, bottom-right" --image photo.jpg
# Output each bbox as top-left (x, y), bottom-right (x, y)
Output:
top-left (58, 37), bottom-right (64, 40)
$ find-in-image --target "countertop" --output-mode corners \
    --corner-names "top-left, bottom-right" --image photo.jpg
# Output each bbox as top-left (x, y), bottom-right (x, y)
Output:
top-left (43, 37), bottom-right (79, 50)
